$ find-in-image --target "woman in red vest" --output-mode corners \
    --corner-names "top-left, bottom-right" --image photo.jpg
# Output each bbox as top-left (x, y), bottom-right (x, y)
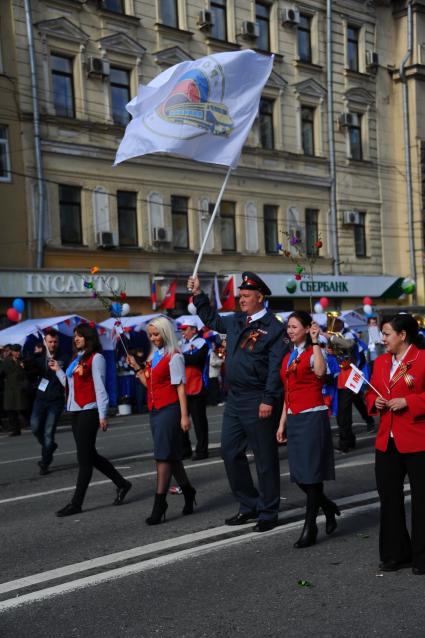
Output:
top-left (277, 311), bottom-right (338, 548)
top-left (365, 314), bottom-right (425, 574)
top-left (50, 324), bottom-right (131, 517)
top-left (128, 316), bottom-right (196, 525)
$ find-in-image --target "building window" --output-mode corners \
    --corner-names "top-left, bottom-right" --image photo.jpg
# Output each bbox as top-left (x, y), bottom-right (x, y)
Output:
top-left (59, 185), bottom-right (82, 245)
top-left (220, 201), bottom-right (236, 251)
top-left (305, 209), bottom-right (319, 256)
top-left (211, 0), bottom-right (227, 41)
top-left (349, 112), bottom-right (362, 160)
top-left (160, 0), bottom-right (178, 28)
top-left (100, 0), bottom-right (125, 12)
top-left (347, 25), bottom-right (360, 72)
top-left (117, 191), bottom-right (137, 246)
top-left (110, 67), bottom-right (131, 126)
top-left (298, 14), bottom-right (312, 63)
top-left (264, 205), bottom-right (278, 254)
top-left (0, 125), bottom-right (11, 182)
top-left (51, 54), bottom-right (75, 118)
top-left (259, 98), bottom-right (274, 149)
top-left (171, 195), bottom-right (189, 248)
top-left (354, 212), bottom-right (367, 257)
top-left (301, 106), bottom-right (315, 156)
top-left (256, 2), bottom-right (270, 52)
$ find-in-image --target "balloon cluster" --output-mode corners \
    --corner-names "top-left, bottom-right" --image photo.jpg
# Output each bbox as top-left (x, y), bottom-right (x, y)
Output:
top-left (82, 267), bottom-right (131, 318)
top-left (313, 297), bottom-right (329, 314)
top-left (6, 298), bottom-right (25, 323)
top-left (362, 296), bottom-right (374, 316)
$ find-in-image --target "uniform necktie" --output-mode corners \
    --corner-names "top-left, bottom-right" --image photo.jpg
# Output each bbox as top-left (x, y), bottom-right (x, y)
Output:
top-left (287, 348), bottom-right (299, 368)
top-left (246, 316), bottom-right (252, 327)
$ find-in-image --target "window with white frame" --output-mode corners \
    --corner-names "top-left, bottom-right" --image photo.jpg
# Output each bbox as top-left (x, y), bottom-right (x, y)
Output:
top-left (348, 112), bottom-right (363, 160)
top-left (210, 0), bottom-right (227, 41)
top-left (171, 195), bottom-right (189, 249)
top-left (354, 212), bottom-right (367, 257)
top-left (0, 125), bottom-right (11, 182)
top-left (264, 205), bottom-right (278, 254)
top-left (101, 0), bottom-right (125, 13)
top-left (305, 209), bottom-right (319, 256)
top-left (110, 67), bottom-right (131, 126)
top-left (51, 54), bottom-right (75, 118)
top-left (259, 97), bottom-right (274, 149)
top-left (298, 14), bottom-right (312, 63)
top-left (256, 2), bottom-right (270, 51)
top-left (347, 25), bottom-right (360, 72)
top-left (218, 200), bottom-right (236, 251)
top-left (301, 106), bottom-right (315, 156)
top-left (160, 0), bottom-right (179, 28)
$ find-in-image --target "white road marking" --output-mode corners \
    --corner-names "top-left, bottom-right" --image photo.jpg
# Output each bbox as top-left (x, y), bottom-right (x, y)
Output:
top-left (0, 495), bottom-right (395, 613)
top-left (0, 458), bottom-right (225, 505)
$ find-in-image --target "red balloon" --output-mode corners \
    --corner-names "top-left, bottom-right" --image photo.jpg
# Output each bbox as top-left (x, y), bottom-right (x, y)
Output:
top-left (6, 307), bottom-right (20, 322)
top-left (319, 297), bottom-right (329, 309)
top-left (363, 296), bottom-right (373, 305)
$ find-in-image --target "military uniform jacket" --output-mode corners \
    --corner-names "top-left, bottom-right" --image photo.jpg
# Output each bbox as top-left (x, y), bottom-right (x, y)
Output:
top-left (0, 357), bottom-right (29, 411)
top-left (194, 293), bottom-right (288, 405)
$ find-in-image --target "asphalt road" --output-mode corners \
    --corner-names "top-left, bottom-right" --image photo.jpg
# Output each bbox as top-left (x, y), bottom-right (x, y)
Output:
top-left (0, 406), bottom-right (423, 638)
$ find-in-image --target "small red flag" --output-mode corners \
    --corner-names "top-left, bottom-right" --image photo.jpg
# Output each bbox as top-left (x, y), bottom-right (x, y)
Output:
top-left (160, 279), bottom-right (177, 310)
top-left (221, 277), bottom-right (235, 311)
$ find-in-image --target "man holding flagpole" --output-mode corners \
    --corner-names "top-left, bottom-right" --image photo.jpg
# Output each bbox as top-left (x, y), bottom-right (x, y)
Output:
top-left (188, 272), bottom-right (287, 532)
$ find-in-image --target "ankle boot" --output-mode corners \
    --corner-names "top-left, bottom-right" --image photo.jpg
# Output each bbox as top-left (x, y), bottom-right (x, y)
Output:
top-left (146, 493), bottom-right (168, 525)
top-left (321, 498), bottom-right (341, 535)
top-left (294, 518), bottom-right (318, 548)
top-left (181, 484), bottom-right (197, 516)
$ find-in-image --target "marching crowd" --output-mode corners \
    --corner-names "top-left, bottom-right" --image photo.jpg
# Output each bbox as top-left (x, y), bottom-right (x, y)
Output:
top-left (1, 270), bottom-right (425, 575)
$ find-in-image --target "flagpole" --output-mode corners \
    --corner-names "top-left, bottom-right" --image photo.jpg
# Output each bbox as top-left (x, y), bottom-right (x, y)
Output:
top-left (189, 166), bottom-right (232, 290)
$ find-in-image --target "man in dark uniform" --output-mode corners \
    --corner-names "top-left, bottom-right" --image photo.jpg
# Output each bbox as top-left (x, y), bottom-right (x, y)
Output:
top-left (187, 272), bottom-right (288, 532)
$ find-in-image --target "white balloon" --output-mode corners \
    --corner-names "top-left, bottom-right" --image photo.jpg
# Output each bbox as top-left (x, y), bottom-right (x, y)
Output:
top-left (363, 304), bottom-right (372, 314)
top-left (314, 302), bottom-right (324, 314)
top-left (121, 303), bottom-right (131, 316)
top-left (188, 302), bottom-right (197, 315)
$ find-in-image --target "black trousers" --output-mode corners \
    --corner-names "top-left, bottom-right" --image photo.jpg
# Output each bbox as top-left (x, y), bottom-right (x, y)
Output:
top-left (207, 378), bottom-right (220, 406)
top-left (182, 393), bottom-right (209, 456)
top-left (337, 389), bottom-right (371, 448)
top-left (71, 409), bottom-right (126, 507)
top-left (375, 438), bottom-right (425, 569)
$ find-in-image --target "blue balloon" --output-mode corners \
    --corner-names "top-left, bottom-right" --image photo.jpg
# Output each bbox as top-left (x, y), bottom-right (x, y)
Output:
top-left (12, 298), bottom-right (25, 313)
top-left (111, 302), bottom-right (122, 316)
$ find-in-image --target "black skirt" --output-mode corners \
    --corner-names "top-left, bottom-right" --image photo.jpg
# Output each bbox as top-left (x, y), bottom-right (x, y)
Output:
top-left (150, 402), bottom-right (182, 461)
top-left (286, 410), bottom-right (335, 483)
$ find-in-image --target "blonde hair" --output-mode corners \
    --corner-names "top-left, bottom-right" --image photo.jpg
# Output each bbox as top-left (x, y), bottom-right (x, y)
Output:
top-left (147, 316), bottom-right (181, 357)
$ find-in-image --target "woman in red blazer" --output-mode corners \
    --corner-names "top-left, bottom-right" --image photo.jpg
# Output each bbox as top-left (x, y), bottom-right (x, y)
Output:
top-left (366, 314), bottom-right (425, 575)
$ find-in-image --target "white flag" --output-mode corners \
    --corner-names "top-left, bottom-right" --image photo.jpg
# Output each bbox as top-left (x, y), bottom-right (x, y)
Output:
top-left (345, 364), bottom-right (365, 394)
top-left (114, 50), bottom-right (273, 169)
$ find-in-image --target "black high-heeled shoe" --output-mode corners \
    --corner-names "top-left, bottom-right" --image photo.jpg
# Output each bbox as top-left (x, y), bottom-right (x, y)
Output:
top-left (146, 493), bottom-right (168, 525)
top-left (323, 501), bottom-right (341, 535)
top-left (294, 521), bottom-right (318, 548)
top-left (181, 484), bottom-right (197, 516)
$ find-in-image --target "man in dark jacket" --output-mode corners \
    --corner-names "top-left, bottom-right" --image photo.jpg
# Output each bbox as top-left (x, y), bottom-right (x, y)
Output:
top-left (187, 272), bottom-right (288, 532)
top-left (28, 330), bottom-right (68, 474)
top-left (0, 344), bottom-right (29, 436)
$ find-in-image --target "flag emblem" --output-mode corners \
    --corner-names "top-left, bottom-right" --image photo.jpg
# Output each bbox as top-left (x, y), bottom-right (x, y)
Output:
top-left (156, 67), bottom-right (233, 137)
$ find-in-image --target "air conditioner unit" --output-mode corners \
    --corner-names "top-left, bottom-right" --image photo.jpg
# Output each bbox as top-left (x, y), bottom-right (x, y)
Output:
top-left (281, 7), bottom-right (300, 26)
top-left (96, 231), bottom-right (115, 247)
top-left (197, 9), bottom-right (214, 30)
top-left (153, 227), bottom-right (169, 242)
top-left (88, 57), bottom-right (110, 77)
top-left (339, 112), bottom-right (353, 128)
top-left (343, 210), bottom-right (361, 225)
top-left (241, 21), bottom-right (260, 39)
top-left (366, 50), bottom-right (379, 70)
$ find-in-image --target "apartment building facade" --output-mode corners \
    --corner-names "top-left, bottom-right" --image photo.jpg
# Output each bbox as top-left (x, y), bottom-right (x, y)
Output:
top-left (0, 0), bottom-right (423, 319)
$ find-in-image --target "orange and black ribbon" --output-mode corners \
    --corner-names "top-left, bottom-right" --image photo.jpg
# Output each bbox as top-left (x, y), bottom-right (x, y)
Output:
top-left (390, 361), bottom-right (414, 389)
